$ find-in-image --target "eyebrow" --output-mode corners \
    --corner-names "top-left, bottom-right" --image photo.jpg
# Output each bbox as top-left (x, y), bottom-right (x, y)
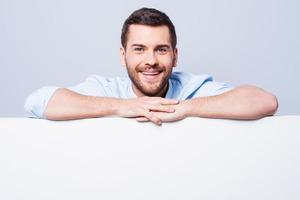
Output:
top-left (155, 44), bottom-right (171, 49)
top-left (130, 44), bottom-right (146, 48)
top-left (130, 44), bottom-right (171, 49)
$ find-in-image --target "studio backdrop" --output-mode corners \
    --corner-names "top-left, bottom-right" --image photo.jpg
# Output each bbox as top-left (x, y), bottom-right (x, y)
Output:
top-left (1, 0), bottom-right (299, 116)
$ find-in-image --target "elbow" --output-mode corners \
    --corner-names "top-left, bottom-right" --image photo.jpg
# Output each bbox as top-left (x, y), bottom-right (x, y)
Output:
top-left (43, 109), bottom-right (63, 121)
top-left (255, 93), bottom-right (279, 119)
top-left (266, 94), bottom-right (279, 116)
top-left (240, 85), bottom-right (279, 119)
top-left (24, 86), bottom-right (60, 119)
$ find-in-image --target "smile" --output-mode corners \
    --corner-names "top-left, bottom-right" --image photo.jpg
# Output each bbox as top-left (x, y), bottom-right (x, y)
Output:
top-left (140, 71), bottom-right (162, 82)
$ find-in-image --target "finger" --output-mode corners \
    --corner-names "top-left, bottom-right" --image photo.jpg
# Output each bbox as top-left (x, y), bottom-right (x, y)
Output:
top-left (143, 111), bottom-right (162, 126)
top-left (145, 97), bottom-right (179, 105)
top-left (148, 104), bottom-right (175, 113)
top-left (160, 98), bottom-right (179, 105)
top-left (136, 117), bottom-right (149, 122)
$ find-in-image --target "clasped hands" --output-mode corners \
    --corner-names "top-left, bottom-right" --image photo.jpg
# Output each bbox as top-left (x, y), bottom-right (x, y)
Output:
top-left (117, 97), bottom-right (191, 125)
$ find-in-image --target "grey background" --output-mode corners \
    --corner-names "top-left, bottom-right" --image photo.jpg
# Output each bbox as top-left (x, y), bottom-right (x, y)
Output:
top-left (1, 0), bottom-right (299, 117)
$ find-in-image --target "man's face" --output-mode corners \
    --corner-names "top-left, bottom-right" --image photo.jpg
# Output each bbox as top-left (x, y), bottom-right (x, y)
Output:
top-left (120, 24), bottom-right (178, 97)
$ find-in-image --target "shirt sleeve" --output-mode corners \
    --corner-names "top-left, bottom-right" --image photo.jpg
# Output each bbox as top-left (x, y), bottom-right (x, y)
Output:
top-left (192, 80), bottom-right (234, 98)
top-left (24, 86), bottom-right (60, 119)
top-left (24, 75), bottom-right (108, 119)
top-left (67, 75), bottom-right (107, 96)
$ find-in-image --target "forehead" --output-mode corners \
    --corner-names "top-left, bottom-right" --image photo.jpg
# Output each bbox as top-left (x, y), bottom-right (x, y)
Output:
top-left (126, 24), bottom-right (171, 46)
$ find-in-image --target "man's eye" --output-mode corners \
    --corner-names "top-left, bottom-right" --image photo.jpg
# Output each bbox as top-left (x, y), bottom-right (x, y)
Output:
top-left (134, 48), bottom-right (144, 52)
top-left (157, 48), bottom-right (167, 54)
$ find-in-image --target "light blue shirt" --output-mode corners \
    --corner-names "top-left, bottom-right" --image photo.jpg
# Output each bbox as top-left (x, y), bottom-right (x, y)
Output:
top-left (24, 72), bottom-right (233, 118)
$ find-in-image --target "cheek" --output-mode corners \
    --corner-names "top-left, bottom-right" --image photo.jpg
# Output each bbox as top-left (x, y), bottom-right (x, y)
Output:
top-left (125, 53), bottom-right (142, 67)
top-left (161, 56), bottom-right (175, 69)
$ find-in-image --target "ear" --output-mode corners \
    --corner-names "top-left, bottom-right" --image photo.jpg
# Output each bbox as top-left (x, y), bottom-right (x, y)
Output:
top-left (119, 47), bottom-right (126, 67)
top-left (173, 48), bottom-right (178, 68)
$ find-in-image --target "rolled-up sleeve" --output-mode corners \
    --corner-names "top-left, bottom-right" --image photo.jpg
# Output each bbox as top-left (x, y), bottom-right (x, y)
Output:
top-left (24, 75), bottom-right (110, 119)
top-left (67, 75), bottom-right (107, 97)
top-left (24, 86), bottom-right (59, 118)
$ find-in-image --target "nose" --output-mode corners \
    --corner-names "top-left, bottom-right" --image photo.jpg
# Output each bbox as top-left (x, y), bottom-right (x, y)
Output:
top-left (144, 51), bottom-right (158, 66)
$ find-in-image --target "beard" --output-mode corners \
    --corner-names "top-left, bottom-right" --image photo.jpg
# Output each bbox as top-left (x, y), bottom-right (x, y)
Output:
top-left (125, 62), bottom-right (173, 97)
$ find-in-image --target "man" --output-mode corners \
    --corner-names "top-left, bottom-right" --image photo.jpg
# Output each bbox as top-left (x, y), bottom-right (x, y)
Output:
top-left (24, 7), bottom-right (278, 125)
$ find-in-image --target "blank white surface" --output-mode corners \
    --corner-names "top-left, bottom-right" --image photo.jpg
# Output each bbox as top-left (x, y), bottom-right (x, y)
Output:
top-left (0, 116), bottom-right (299, 200)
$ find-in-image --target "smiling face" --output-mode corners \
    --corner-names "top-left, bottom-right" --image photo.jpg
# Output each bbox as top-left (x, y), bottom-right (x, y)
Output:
top-left (120, 24), bottom-right (178, 97)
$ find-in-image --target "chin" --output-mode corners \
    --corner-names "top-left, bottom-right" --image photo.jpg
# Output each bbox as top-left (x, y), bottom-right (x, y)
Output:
top-left (140, 88), bottom-right (161, 96)
top-left (140, 82), bottom-right (167, 96)
top-left (129, 72), bottom-right (168, 96)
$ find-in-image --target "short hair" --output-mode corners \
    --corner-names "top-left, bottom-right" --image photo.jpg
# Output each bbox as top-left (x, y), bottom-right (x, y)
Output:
top-left (121, 7), bottom-right (177, 49)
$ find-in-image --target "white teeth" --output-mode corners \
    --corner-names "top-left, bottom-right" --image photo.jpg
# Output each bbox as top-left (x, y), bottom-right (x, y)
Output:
top-left (142, 72), bottom-right (160, 75)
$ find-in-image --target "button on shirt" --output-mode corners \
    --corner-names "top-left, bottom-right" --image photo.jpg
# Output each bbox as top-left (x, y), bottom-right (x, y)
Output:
top-left (24, 72), bottom-right (234, 118)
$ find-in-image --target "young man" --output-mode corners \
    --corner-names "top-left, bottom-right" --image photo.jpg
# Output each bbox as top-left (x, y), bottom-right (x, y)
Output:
top-left (24, 8), bottom-right (278, 125)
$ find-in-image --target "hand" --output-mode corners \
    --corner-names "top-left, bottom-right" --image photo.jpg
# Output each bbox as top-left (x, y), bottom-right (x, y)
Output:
top-left (116, 97), bottom-right (179, 125)
top-left (136, 100), bottom-right (191, 124)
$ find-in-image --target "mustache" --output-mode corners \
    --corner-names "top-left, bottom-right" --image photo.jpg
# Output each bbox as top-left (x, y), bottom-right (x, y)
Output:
top-left (137, 65), bottom-right (164, 72)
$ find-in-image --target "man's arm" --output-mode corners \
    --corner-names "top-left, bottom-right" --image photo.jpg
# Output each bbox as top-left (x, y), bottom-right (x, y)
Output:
top-left (137, 85), bottom-right (278, 122)
top-left (186, 85), bottom-right (278, 119)
top-left (43, 88), bottom-right (178, 125)
top-left (28, 85), bottom-right (278, 125)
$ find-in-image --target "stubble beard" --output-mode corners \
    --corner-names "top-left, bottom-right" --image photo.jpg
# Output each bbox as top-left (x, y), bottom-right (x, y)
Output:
top-left (126, 62), bottom-right (172, 97)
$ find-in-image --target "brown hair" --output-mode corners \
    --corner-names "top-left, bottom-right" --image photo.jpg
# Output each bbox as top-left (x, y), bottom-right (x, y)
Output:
top-left (121, 7), bottom-right (177, 49)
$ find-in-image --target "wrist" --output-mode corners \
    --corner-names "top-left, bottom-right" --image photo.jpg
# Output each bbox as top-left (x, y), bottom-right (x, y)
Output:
top-left (181, 98), bottom-right (205, 117)
top-left (180, 99), bottom-right (196, 117)
top-left (108, 98), bottom-right (124, 116)
top-left (93, 97), bottom-right (123, 117)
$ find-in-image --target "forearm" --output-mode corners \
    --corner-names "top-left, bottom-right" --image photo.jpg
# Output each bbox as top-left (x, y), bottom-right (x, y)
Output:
top-left (44, 88), bottom-right (120, 120)
top-left (183, 85), bottom-right (278, 120)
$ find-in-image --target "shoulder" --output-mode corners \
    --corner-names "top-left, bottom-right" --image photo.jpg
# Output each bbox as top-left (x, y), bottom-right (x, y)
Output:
top-left (170, 72), bottom-right (213, 88)
top-left (68, 74), bottom-right (131, 98)
top-left (168, 72), bottom-right (233, 99)
top-left (85, 74), bottom-right (129, 87)
top-left (167, 72), bottom-right (214, 99)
